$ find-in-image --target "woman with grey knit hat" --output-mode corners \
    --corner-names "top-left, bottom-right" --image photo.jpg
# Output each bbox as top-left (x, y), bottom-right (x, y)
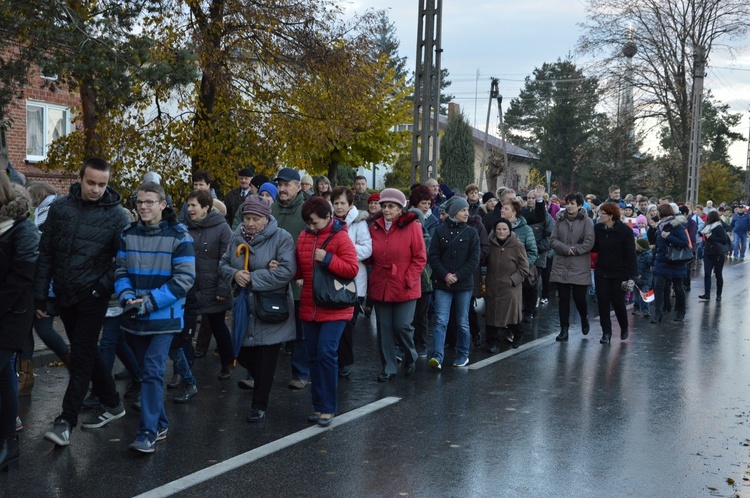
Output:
top-left (427, 196), bottom-right (480, 369)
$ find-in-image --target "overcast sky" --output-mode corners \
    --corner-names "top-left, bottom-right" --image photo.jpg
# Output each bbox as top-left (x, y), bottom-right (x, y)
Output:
top-left (347, 0), bottom-right (750, 170)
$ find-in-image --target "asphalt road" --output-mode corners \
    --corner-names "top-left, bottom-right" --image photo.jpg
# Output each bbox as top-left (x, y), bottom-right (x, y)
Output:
top-left (4, 260), bottom-right (750, 497)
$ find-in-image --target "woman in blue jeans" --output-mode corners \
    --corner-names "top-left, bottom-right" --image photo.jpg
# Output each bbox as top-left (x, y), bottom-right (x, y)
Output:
top-left (295, 197), bottom-right (358, 426)
top-left (427, 197), bottom-right (480, 368)
top-left (699, 210), bottom-right (729, 301)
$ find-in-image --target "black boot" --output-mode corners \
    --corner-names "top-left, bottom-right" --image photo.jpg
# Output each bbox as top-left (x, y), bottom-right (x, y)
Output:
top-left (600, 333), bottom-right (611, 344)
top-left (555, 327), bottom-right (569, 342)
top-left (0, 436), bottom-right (20, 472)
top-left (581, 316), bottom-right (590, 335)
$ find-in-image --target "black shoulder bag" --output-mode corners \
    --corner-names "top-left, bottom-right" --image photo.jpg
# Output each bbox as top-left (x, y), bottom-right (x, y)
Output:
top-left (313, 233), bottom-right (358, 309)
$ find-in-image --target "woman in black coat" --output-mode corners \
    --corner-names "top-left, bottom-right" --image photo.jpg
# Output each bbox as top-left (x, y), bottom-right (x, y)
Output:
top-left (699, 210), bottom-right (729, 301)
top-left (593, 202), bottom-right (637, 344)
top-left (0, 174), bottom-right (39, 471)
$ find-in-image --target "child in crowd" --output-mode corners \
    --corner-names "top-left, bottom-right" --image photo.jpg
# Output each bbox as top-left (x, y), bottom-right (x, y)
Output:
top-left (633, 238), bottom-right (653, 317)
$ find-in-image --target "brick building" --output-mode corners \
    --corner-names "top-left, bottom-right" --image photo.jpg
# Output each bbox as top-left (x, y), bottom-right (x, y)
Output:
top-left (4, 62), bottom-right (79, 192)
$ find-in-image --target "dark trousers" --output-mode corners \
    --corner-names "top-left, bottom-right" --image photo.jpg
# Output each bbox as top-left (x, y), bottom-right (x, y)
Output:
top-left (411, 292), bottom-right (432, 350)
top-left (194, 314), bottom-right (212, 353)
top-left (557, 283), bottom-right (588, 327)
top-left (0, 349), bottom-right (16, 439)
top-left (204, 311), bottom-right (233, 368)
top-left (237, 344), bottom-right (280, 411)
top-left (541, 257), bottom-right (553, 299)
top-left (337, 297), bottom-right (363, 368)
top-left (485, 323), bottom-right (523, 348)
top-left (303, 320), bottom-right (345, 414)
top-left (58, 294), bottom-right (120, 426)
top-left (522, 282), bottom-right (538, 315)
top-left (654, 275), bottom-right (685, 317)
top-left (594, 276), bottom-right (629, 337)
top-left (703, 254), bottom-right (725, 296)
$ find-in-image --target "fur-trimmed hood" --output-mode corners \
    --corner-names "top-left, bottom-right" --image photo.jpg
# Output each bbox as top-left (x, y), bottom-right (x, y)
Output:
top-left (0, 184), bottom-right (31, 223)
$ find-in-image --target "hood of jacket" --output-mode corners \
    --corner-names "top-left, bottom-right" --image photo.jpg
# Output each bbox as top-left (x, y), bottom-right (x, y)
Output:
top-left (556, 207), bottom-right (587, 222)
top-left (490, 230), bottom-right (519, 249)
top-left (511, 215), bottom-right (528, 230)
top-left (304, 216), bottom-right (348, 237)
top-left (344, 206), bottom-right (369, 225)
top-left (69, 182), bottom-right (123, 208)
top-left (185, 207), bottom-right (226, 230)
top-left (235, 216), bottom-right (281, 246)
top-left (0, 183), bottom-right (31, 223)
top-left (372, 210), bottom-right (420, 229)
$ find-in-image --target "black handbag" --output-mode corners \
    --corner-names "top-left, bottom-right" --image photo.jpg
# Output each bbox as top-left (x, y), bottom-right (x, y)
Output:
top-left (666, 245), bottom-right (693, 265)
top-left (254, 291), bottom-right (289, 323)
top-left (312, 234), bottom-right (358, 309)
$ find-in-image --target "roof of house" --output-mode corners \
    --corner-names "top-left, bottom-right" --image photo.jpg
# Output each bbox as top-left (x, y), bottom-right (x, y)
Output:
top-left (437, 114), bottom-right (537, 161)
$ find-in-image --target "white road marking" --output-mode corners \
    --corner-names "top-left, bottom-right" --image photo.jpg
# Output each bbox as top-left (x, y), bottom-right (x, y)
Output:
top-left (134, 396), bottom-right (401, 498)
top-left (468, 334), bottom-right (556, 370)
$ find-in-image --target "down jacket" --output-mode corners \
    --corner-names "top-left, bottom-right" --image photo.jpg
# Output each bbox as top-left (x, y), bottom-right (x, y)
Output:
top-left (340, 206), bottom-right (372, 297)
top-left (593, 220), bottom-right (638, 280)
top-left (428, 218), bottom-right (481, 293)
top-left (115, 209), bottom-right (196, 335)
top-left (218, 217), bottom-right (297, 347)
top-left (296, 217), bottom-right (359, 322)
top-left (484, 231), bottom-right (529, 328)
top-left (369, 211), bottom-right (427, 303)
top-left (0, 188), bottom-right (39, 351)
top-left (550, 208), bottom-right (595, 286)
top-left (184, 208), bottom-right (233, 314)
top-left (35, 182), bottom-right (131, 308)
top-left (653, 215), bottom-right (690, 279)
top-left (510, 216), bottom-right (538, 267)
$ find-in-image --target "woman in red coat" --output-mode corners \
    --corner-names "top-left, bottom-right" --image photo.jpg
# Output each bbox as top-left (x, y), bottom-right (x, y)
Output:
top-left (296, 197), bottom-right (358, 426)
top-left (368, 188), bottom-right (427, 382)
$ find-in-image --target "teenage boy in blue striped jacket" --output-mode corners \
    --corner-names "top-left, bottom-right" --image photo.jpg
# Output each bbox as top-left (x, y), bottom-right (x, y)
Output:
top-left (115, 181), bottom-right (195, 454)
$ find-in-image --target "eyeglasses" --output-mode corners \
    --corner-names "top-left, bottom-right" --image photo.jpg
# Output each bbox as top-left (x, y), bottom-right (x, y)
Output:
top-left (136, 200), bottom-right (161, 207)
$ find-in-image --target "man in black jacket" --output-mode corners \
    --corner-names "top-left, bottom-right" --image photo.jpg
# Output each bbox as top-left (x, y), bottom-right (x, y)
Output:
top-left (35, 158), bottom-right (131, 447)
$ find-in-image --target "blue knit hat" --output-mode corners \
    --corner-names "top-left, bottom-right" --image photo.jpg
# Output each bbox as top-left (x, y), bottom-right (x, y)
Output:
top-left (258, 182), bottom-right (278, 200)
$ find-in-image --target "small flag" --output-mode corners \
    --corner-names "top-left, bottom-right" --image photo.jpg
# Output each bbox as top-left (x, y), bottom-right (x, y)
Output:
top-left (638, 287), bottom-right (654, 303)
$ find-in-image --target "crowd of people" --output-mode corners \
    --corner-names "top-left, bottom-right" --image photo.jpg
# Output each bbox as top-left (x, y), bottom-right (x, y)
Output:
top-left (1, 162), bottom-right (748, 465)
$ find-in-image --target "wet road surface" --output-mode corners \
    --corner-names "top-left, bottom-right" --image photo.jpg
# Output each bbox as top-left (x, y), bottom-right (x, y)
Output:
top-left (4, 260), bottom-right (750, 497)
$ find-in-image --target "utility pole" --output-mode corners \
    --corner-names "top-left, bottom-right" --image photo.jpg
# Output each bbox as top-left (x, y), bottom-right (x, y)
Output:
top-left (499, 95), bottom-right (510, 189)
top-left (685, 45), bottom-right (706, 206)
top-left (410, 0), bottom-right (443, 184)
top-left (478, 78), bottom-right (498, 192)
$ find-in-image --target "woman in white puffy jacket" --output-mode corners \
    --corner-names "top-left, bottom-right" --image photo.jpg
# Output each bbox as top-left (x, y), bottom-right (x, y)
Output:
top-left (331, 186), bottom-right (373, 377)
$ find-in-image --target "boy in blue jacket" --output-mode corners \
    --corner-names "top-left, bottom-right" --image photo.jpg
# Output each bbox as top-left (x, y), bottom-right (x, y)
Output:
top-left (115, 182), bottom-right (195, 453)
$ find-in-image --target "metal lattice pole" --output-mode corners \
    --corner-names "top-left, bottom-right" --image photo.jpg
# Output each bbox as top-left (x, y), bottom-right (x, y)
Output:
top-left (685, 45), bottom-right (706, 206)
top-left (411, 0), bottom-right (443, 184)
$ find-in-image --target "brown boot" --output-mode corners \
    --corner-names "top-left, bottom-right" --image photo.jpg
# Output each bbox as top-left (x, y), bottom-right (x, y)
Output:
top-left (17, 360), bottom-right (35, 397)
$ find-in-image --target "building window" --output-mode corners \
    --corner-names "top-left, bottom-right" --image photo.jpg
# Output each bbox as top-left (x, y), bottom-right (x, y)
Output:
top-left (26, 102), bottom-right (71, 161)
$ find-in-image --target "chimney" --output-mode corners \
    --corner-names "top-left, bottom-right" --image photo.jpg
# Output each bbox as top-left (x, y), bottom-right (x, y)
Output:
top-left (448, 102), bottom-right (460, 118)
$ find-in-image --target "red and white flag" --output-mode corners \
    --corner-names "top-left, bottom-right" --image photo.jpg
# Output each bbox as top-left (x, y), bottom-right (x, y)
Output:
top-left (638, 287), bottom-right (654, 303)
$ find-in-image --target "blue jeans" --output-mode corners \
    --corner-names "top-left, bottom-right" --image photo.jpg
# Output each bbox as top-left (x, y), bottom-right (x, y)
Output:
top-left (129, 334), bottom-right (173, 438)
top-left (168, 347), bottom-right (196, 386)
top-left (291, 300), bottom-right (310, 381)
top-left (431, 289), bottom-right (472, 363)
top-left (100, 316), bottom-right (140, 378)
top-left (733, 232), bottom-right (747, 259)
top-left (23, 315), bottom-right (69, 362)
top-left (303, 320), bottom-right (345, 414)
top-left (634, 280), bottom-right (652, 313)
